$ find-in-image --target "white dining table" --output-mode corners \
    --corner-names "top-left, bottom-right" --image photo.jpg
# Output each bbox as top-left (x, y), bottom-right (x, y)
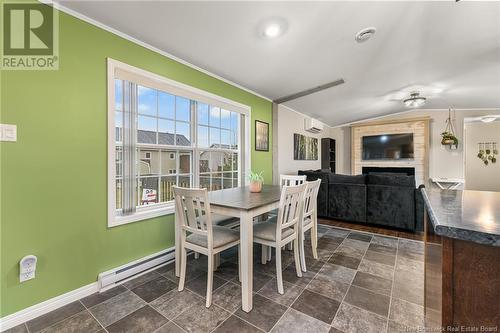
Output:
top-left (174, 185), bottom-right (282, 312)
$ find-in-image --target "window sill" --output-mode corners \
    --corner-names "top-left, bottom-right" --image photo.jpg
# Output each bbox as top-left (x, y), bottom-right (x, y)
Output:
top-left (108, 203), bottom-right (175, 228)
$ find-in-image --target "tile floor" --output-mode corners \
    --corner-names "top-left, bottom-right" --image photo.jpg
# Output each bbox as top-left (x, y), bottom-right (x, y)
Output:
top-left (6, 224), bottom-right (425, 333)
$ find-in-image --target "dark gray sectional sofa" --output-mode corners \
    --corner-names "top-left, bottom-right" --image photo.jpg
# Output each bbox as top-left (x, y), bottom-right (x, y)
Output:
top-left (298, 170), bottom-right (425, 232)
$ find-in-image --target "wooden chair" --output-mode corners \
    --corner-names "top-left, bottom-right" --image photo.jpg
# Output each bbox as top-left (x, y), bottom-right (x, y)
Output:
top-left (173, 186), bottom-right (240, 307)
top-left (279, 174), bottom-right (306, 186)
top-left (299, 179), bottom-right (321, 272)
top-left (253, 184), bottom-right (306, 294)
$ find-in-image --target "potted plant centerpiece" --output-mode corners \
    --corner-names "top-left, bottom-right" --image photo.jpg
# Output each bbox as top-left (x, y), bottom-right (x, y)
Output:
top-left (248, 171), bottom-right (264, 193)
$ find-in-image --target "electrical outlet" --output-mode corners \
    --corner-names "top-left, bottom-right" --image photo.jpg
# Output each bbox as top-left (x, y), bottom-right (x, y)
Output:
top-left (20, 255), bottom-right (37, 282)
top-left (0, 124), bottom-right (17, 142)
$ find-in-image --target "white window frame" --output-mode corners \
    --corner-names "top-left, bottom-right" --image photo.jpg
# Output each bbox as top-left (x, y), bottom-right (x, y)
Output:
top-left (107, 58), bottom-right (251, 227)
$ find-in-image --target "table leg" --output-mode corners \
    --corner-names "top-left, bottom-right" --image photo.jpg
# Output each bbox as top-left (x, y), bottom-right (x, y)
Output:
top-left (240, 211), bottom-right (253, 312)
top-left (175, 207), bottom-right (180, 277)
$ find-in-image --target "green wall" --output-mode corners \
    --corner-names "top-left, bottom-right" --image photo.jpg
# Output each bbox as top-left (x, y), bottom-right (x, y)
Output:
top-left (0, 7), bottom-right (272, 317)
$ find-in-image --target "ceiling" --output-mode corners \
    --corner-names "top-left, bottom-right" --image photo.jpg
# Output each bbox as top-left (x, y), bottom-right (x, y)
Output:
top-left (57, 1), bottom-right (500, 126)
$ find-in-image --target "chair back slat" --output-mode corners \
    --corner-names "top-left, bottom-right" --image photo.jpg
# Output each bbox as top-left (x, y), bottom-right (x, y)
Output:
top-left (279, 175), bottom-right (306, 187)
top-left (303, 179), bottom-right (321, 220)
top-left (173, 186), bottom-right (213, 244)
top-left (275, 183), bottom-right (306, 239)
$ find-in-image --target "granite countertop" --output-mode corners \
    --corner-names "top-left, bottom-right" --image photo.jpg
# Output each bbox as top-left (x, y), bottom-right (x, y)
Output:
top-left (421, 189), bottom-right (500, 247)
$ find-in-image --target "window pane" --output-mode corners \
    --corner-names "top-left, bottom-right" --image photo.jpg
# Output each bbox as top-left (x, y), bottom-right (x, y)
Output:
top-left (230, 112), bottom-right (239, 132)
top-left (139, 149), bottom-right (159, 176)
top-left (199, 151), bottom-right (210, 173)
top-left (116, 147), bottom-right (123, 177)
top-left (158, 119), bottom-right (175, 145)
top-left (232, 153), bottom-right (238, 171)
top-left (138, 86), bottom-right (157, 116)
top-left (115, 80), bottom-right (123, 111)
top-left (200, 174), bottom-right (210, 190)
top-left (179, 151), bottom-right (192, 174)
top-left (139, 177), bottom-right (159, 205)
top-left (198, 125), bottom-right (209, 148)
top-left (210, 106), bottom-right (220, 127)
top-left (221, 130), bottom-right (231, 147)
top-left (211, 152), bottom-right (223, 172)
top-left (116, 179), bottom-right (122, 210)
top-left (176, 96), bottom-right (190, 122)
top-left (178, 176), bottom-right (191, 188)
top-left (221, 109), bottom-right (231, 129)
top-left (175, 122), bottom-right (191, 146)
top-left (115, 111), bottom-right (123, 142)
top-left (160, 150), bottom-right (177, 175)
top-left (211, 173), bottom-right (222, 191)
top-left (197, 103), bottom-right (209, 125)
top-left (222, 152), bottom-right (232, 171)
top-left (160, 176), bottom-right (176, 203)
top-left (223, 173), bottom-right (232, 189)
top-left (138, 116), bottom-right (157, 144)
top-left (210, 128), bottom-right (220, 147)
top-left (158, 92), bottom-right (175, 119)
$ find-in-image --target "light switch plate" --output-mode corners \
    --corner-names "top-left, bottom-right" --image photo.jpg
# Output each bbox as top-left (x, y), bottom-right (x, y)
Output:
top-left (1, 124), bottom-right (17, 142)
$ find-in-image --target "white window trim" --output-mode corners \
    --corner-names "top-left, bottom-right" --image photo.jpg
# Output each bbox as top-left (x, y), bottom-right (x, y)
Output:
top-left (107, 58), bottom-right (251, 228)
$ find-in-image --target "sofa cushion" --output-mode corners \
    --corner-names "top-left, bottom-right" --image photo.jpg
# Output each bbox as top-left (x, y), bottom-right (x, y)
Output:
top-left (367, 174), bottom-right (415, 187)
top-left (329, 174), bottom-right (366, 184)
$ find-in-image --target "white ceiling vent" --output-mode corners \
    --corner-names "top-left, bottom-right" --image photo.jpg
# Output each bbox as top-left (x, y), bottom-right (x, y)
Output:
top-left (304, 118), bottom-right (323, 134)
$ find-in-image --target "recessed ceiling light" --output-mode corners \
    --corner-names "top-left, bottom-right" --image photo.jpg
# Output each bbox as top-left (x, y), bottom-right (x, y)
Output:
top-left (264, 23), bottom-right (282, 38)
top-left (403, 92), bottom-right (426, 108)
top-left (481, 115), bottom-right (497, 123)
top-left (258, 18), bottom-right (287, 39)
top-left (355, 27), bottom-right (376, 43)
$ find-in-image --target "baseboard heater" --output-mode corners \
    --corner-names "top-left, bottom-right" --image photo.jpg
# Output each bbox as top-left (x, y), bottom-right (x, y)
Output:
top-left (98, 247), bottom-right (176, 291)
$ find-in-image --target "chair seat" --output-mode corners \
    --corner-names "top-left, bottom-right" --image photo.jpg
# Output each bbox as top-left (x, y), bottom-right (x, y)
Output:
top-left (186, 226), bottom-right (239, 248)
top-left (303, 216), bottom-right (312, 227)
top-left (253, 218), bottom-right (295, 242)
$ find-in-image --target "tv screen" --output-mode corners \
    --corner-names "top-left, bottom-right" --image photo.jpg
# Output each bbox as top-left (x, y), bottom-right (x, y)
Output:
top-left (362, 133), bottom-right (414, 160)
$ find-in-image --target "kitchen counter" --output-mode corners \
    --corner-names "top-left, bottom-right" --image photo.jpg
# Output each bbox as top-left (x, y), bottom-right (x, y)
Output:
top-left (421, 189), bottom-right (500, 246)
top-left (422, 189), bottom-right (500, 330)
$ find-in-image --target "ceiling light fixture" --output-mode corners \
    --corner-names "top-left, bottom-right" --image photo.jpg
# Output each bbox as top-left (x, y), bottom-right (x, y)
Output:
top-left (403, 92), bottom-right (426, 108)
top-left (355, 27), bottom-right (376, 43)
top-left (264, 23), bottom-right (282, 38)
top-left (481, 115), bottom-right (497, 123)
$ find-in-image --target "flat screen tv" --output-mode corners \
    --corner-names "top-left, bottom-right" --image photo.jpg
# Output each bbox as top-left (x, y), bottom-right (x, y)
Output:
top-left (362, 133), bottom-right (414, 160)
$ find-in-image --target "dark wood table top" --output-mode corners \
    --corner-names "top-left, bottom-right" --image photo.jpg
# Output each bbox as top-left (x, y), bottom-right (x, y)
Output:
top-left (207, 185), bottom-right (282, 210)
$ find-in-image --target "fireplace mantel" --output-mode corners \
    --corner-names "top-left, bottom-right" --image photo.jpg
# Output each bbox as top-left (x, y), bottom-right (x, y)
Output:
top-left (351, 117), bottom-right (430, 186)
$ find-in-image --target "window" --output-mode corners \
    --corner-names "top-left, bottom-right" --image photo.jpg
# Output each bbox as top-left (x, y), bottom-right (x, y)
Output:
top-left (108, 59), bottom-right (250, 226)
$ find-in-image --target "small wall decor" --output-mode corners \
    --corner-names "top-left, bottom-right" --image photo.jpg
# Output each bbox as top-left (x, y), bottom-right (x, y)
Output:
top-left (477, 142), bottom-right (497, 165)
top-left (441, 108), bottom-right (458, 149)
top-left (294, 133), bottom-right (318, 160)
top-left (255, 120), bottom-right (269, 151)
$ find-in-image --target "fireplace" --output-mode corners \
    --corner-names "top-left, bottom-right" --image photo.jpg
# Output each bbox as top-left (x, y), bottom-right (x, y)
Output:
top-left (362, 166), bottom-right (415, 176)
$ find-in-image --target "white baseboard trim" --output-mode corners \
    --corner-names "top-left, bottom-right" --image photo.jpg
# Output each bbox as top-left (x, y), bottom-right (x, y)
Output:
top-left (0, 247), bottom-right (176, 332)
top-left (0, 282), bottom-right (98, 332)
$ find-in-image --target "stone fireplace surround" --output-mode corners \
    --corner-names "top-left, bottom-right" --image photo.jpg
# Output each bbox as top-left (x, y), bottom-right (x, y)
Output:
top-left (351, 117), bottom-right (429, 187)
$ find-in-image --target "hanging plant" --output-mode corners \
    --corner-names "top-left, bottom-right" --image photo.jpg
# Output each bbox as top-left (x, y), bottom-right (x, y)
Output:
top-left (441, 108), bottom-right (458, 148)
top-left (441, 131), bottom-right (458, 146)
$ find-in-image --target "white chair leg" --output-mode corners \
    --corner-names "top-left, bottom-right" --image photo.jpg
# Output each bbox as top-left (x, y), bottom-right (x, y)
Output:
top-left (178, 245), bottom-right (187, 291)
top-left (293, 238), bottom-right (303, 278)
top-left (311, 217), bottom-right (318, 260)
top-left (238, 245), bottom-right (242, 283)
top-left (206, 253), bottom-right (214, 307)
top-left (214, 253), bottom-right (220, 271)
top-left (194, 252), bottom-right (200, 259)
top-left (299, 230), bottom-right (307, 272)
top-left (276, 246), bottom-right (284, 294)
top-left (286, 243), bottom-right (293, 251)
top-left (267, 246), bottom-right (272, 262)
top-left (261, 245), bottom-right (268, 265)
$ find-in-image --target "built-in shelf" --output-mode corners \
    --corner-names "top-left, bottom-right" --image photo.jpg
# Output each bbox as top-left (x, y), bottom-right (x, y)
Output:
top-left (322, 138), bottom-right (336, 173)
